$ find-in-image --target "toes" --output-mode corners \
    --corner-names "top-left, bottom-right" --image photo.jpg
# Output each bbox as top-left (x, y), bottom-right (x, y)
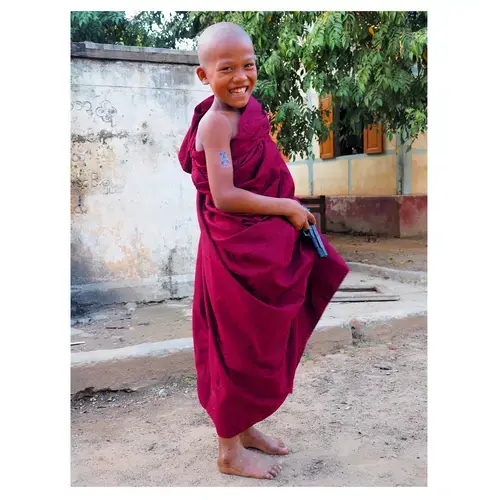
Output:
top-left (275, 439), bottom-right (288, 454)
top-left (271, 443), bottom-right (288, 455)
top-left (264, 467), bottom-right (277, 479)
top-left (270, 464), bottom-right (282, 475)
top-left (267, 464), bottom-right (283, 478)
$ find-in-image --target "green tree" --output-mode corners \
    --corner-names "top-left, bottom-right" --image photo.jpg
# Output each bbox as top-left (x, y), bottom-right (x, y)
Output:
top-left (70, 11), bottom-right (197, 49)
top-left (189, 11), bottom-right (427, 159)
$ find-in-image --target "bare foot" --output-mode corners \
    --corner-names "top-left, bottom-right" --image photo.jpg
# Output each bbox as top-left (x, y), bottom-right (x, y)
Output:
top-left (240, 426), bottom-right (289, 455)
top-left (217, 436), bottom-right (283, 480)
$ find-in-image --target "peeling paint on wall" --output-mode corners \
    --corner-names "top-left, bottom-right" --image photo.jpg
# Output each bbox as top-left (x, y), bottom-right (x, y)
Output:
top-left (71, 56), bottom-right (211, 302)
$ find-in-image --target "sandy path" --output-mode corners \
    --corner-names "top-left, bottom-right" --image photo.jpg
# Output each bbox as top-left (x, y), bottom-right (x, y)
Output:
top-left (72, 318), bottom-right (427, 487)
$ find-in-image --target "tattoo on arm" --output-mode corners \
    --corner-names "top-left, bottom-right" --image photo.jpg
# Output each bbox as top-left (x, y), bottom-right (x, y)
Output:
top-left (219, 152), bottom-right (230, 168)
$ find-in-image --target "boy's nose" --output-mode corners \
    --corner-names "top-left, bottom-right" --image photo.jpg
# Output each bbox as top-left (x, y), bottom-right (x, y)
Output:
top-left (232, 71), bottom-right (248, 83)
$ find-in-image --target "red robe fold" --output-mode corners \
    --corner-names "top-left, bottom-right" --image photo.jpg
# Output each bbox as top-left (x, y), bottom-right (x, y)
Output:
top-left (179, 95), bottom-right (349, 438)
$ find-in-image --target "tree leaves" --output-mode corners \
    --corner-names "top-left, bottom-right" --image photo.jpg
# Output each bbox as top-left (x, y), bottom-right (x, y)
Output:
top-left (71, 10), bottom-right (427, 159)
top-left (70, 11), bottom-right (197, 49)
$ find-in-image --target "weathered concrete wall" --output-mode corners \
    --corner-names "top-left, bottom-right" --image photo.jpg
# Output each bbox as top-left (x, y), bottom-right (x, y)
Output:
top-left (326, 197), bottom-right (401, 236)
top-left (399, 195), bottom-right (427, 237)
top-left (326, 195), bottom-right (427, 237)
top-left (71, 43), bottom-right (210, 308)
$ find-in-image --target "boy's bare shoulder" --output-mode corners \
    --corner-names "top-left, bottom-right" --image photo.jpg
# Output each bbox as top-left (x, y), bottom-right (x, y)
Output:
top-left (197, 110), bottom-right (238, 149)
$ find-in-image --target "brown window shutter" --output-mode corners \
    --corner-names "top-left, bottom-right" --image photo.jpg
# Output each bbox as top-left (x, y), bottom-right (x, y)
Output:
top-left (268, 112), bottom-right (289, 162)
top-left (363, 123), bottom-right (384, 154)
top-left (319, 94), bottom-right (335, 159)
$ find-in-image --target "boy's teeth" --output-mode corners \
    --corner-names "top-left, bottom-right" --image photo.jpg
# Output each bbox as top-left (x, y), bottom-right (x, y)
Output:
top-left (231, 88), bottom-right (246, 94)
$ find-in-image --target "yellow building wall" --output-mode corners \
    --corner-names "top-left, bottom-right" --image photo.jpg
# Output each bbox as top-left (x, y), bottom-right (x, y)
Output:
top-left (311, 135), bottom-right (321, 159)
top-left (411, 153), bottom-right (427, 195)
top-left (350, 155), bottom-right (397, 196)
top-left (289, 149), bottom-right (427, 197)
top-left (409, 132), bottom-right (428, 195)
top-left (383, 133), bottom-right (397, 152)
top-left (312, 159), bottom-right (349, 196)
top-left (412, 132), bottom-right (427, 150)
top-left (288, 163), bottom-right (310, 196)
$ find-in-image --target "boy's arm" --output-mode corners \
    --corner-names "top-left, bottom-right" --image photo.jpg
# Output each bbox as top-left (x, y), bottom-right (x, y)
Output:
top-left (201, 113), bottom-right (295, 217)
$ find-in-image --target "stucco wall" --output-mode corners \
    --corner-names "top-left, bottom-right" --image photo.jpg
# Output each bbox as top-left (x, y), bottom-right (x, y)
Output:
top-left (71, 44), bottom-right (210, 308)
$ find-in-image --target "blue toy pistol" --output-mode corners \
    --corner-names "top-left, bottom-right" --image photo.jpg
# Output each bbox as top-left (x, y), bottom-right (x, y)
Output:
top-left (302, 209), bottom-right (328, 258)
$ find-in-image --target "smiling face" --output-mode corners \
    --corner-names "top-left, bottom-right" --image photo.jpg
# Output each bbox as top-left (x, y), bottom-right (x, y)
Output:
top-left (196, 29), bottom-right (257, 109)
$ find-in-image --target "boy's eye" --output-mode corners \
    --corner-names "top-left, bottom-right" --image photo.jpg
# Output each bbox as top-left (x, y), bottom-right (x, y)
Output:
top-left (245, 63), bottom-right (255, 68)
top-left (220, 67), bottom-right (232, 72)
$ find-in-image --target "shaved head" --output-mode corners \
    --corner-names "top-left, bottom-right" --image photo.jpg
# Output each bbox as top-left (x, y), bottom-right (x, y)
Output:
top-left (194, 22), bottom-right (257, 108)
top-left (197, 22), bottom-right (253, 67)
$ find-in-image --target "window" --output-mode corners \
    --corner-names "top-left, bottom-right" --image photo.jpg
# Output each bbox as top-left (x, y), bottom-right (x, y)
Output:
top-left (319, 94), bottom-right (383, 158)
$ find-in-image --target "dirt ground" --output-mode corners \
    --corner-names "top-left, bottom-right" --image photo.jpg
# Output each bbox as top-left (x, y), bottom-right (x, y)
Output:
top-left (327, 234), bottom-right (427, 272)
top-left (71, 300), bottom-right (193, 352)
top-left (71, 318), bottom-right (427, 487)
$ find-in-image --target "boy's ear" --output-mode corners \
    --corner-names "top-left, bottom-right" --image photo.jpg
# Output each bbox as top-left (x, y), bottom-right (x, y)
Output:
top-left (196, 66), bottom-right (209, 85)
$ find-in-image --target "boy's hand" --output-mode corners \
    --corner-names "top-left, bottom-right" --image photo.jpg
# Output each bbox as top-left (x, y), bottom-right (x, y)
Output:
top-left (283, 199), bottom-right (316, 231)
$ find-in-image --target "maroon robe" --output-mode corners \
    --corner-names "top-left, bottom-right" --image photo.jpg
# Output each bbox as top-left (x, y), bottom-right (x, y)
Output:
top-left (179, 95), bottom-right (349, 438)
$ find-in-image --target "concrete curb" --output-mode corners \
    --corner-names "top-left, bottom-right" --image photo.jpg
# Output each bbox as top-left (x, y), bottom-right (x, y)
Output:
top-left (71, 312), bottom-right (427, 369)
top-left (70, 324), bottom-right (349, 368)
top-left (70, 324), bottom-right (353, 394)
top-left (71, 283), bottom-right (427, 368)
top-left (71, 337), bottom-right (194, 366)
top-left (346, 262), bottom-right (427, 285)
top-left (70, 314), bottom-right (427, 395)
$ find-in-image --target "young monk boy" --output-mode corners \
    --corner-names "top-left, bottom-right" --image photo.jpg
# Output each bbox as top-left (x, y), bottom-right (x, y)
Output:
top-left (178, 22), bottom-right (349, 480)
